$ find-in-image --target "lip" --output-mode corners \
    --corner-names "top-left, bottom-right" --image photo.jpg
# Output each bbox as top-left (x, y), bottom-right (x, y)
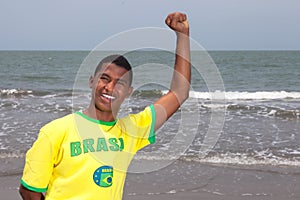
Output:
top-left (100, 93), bottom-right (116, 103)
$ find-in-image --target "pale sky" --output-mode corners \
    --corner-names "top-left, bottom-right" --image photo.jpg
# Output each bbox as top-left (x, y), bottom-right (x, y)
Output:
top-left (1, 0), bottom-right (299, 50)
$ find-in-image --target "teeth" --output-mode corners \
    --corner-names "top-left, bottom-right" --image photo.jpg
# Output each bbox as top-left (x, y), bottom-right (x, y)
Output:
top-left (102, 94), bottom-right (116, 100)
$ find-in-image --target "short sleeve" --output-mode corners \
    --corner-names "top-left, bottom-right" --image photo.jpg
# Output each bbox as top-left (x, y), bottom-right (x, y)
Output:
top-left (120, 104), bottom-right (156, 153)
top-left (20, 130), bottom-right (54, 192)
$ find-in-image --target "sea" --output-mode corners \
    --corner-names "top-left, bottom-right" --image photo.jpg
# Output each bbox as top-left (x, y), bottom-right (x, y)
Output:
top-left (0, 50), bottom-right (299, 176)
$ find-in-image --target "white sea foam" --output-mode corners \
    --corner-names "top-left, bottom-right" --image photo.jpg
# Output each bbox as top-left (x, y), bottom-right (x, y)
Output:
top-left (0, 152), bottom-right (25, 159)
top-left (188, 91), bottom-right (300, 100)
top-left (197, 153), bottom-right (300, 167)
top-left (0, 89), bottom-right (32, 95)
top-left (161, 90), bottom-right (300, 100)
top-left (133, 152), bottom-right (300, 168)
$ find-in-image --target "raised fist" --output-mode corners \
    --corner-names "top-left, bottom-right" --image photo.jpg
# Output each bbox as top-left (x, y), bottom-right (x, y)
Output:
top-left (165, 12), bottom-right (189, 35)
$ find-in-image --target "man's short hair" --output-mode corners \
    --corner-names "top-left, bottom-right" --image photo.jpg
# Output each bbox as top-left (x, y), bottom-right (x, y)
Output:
top-left (94, 54), bottom-right (133, 85)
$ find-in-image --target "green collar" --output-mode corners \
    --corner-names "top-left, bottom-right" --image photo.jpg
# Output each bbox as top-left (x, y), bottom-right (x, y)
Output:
top-left (75, 111), bottom-right (117, 126)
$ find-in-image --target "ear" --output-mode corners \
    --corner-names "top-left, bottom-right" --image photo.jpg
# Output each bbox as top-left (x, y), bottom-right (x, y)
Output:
top-left (126, 86), bottom-right (133, 98)
top-left (89, 75), bottom-right (94, 89)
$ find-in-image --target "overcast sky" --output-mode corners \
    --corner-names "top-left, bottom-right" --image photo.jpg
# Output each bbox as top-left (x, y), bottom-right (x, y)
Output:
top-left (1, 0), bottom-right (299, 50)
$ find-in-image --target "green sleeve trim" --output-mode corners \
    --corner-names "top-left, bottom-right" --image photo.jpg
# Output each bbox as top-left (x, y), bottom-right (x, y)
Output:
top-left (75, 111), bottom-right (117, 126)
top-left (20, 179), bottom-right (47, 193)
top-left (148, 104), bottom-right (156, 144)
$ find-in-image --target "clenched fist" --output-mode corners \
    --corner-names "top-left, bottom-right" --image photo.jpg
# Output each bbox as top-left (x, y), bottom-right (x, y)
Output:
top-left (165, 12), bottom-right (189, 35)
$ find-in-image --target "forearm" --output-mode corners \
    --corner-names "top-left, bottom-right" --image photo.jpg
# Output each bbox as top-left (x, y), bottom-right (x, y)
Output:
top-left (153, 12), bottom-right (191, 130)
top-left (19, 185), bottom-right (45, 200)
top-left (170, 31), bottom-right (191, 104)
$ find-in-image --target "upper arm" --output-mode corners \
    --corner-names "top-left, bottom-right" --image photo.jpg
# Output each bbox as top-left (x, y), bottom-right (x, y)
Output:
top-left (21, 131), bottom-right (53, 192)
top-left (153, 91), bottom-right (181, 131)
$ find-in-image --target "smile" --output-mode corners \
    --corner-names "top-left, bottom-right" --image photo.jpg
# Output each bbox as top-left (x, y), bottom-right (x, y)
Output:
top-left (101, 94), bottom-right (116, 100)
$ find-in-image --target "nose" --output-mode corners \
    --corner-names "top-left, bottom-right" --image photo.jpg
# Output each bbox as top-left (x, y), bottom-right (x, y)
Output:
top-left (104, 81), bottom-right (115, 92)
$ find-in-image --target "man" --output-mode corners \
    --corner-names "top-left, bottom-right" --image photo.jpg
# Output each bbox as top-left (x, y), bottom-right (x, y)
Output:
top-left (19, 12), bottom-right (190, 200)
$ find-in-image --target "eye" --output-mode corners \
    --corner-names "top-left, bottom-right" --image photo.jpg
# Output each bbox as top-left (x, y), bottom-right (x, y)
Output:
top-left (116, 80), bottom-right (127, 87)
top-left (99, 75), bottom-right (110, 82)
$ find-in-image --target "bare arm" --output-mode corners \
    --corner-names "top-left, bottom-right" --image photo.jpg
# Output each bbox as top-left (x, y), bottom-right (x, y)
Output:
top-left (19, 185), bottom-right (45, 200)
top-left (154, 12), bottom-right (191, 131)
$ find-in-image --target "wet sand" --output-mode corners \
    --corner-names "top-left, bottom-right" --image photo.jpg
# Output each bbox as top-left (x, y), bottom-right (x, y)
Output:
top-left (124, 160), bottom-right (300, 200)
top-left (1, 160), bottom-right (299, 200)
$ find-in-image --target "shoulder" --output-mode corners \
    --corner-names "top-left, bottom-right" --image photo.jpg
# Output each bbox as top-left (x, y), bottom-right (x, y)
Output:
top-left (118, 105), bottom-right (156, 127)
top-left (40, 113), bottom-right (76, 140)
top-left (42, 113), bottom-right (74, 130)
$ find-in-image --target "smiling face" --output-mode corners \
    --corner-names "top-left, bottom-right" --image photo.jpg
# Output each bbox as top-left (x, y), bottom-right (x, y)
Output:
top-left (89, 62), bottom-right (133, 119)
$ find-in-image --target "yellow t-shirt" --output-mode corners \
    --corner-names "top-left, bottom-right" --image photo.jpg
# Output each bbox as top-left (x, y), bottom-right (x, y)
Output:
top-left (21, 105), bottom-right (156, 200)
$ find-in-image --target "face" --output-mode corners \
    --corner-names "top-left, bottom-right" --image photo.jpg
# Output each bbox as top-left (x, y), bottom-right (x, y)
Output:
top-left (89, 63), bottom-right (133, 116)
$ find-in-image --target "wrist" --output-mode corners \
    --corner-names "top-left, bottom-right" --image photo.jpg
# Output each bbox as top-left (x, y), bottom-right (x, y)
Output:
top-left (176, 29), bottom-right (189, 37)
top-left (176, 31), bottom-right (190, 40)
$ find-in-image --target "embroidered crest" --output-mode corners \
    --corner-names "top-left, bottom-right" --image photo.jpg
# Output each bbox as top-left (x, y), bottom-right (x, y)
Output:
top-left (93, 166), bottom-right (113, 187)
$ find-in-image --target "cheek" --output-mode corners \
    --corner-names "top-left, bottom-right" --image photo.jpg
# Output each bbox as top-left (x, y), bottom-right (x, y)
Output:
top-left (95, 81), bottom-right (105, 91)
top-left (115, 87), bottom-right (130, 98)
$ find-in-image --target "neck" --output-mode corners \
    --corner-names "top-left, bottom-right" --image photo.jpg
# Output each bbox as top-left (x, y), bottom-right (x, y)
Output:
top-left (83, 105), bottom-right (116, 122)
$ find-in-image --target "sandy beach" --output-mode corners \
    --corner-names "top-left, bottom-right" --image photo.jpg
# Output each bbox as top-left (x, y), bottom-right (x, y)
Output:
top-left (0, 175), bottom-right (20, 200)
top-left (1, 160), bottom-right (299, 200)
top-left (123, 160), bottom-right (300, 200)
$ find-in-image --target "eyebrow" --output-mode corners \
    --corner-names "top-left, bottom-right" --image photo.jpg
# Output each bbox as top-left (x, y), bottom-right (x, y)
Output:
top-left (99, 73), bottom-right (110, 79)
top-left (117, 78), bottom-right (128, 84)
top-left (99, 73), bottom-right (129, 84)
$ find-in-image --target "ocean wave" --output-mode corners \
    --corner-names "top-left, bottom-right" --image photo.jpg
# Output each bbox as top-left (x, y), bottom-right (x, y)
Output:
top-left (266, 108), bottom-right (300, 119)
top-left (133, 152), bottom-right (300, 169)
top-left (2, 88), bottom-right (300, 100)
top-left (1, 89), bottom-right (299, 121)
top-left (0, 88), bottom-right (73, 98)
top-left (226, 104), bottom-right (300, 119)
top-left (0, 89), bottom-right (33, 96)
top-left (132, 90), bottom-right (164, 98)
top-left (0, 151), bottom-right (299, 176)
top-left (195, 152), bottom-right (300, 168)
top-left (74, 90), bottom-right (300, 100)
top-left (188, 91), bottom-right (300, 100)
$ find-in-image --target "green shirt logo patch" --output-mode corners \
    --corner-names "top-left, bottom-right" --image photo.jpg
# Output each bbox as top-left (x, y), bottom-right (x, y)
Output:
top-left (93, 166), bottom-right (113, 187)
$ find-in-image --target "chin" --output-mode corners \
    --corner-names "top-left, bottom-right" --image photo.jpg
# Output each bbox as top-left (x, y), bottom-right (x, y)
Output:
top-left (93, 101), bottom-right (110, 112)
